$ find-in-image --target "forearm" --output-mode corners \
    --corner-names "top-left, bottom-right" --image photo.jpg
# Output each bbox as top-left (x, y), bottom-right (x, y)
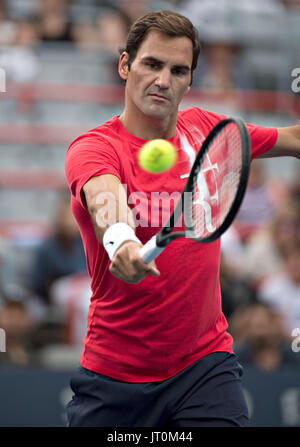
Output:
top-left (83, 174), bottom-right (135, 244)
top-left (286, 125), bottom-right (300, 158)
top-left (83, 174), bottom-right (160, 283)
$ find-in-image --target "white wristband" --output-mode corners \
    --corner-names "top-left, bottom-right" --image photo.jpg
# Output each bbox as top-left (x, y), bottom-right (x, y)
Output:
top-left (103, 222), bottom-right (141, 260)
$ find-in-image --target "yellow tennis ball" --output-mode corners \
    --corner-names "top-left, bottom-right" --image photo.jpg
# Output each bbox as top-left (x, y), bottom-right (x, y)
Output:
top-left (138, 139), bottom-right (177, 173)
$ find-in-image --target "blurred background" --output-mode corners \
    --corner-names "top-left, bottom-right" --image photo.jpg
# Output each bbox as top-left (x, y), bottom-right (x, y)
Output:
top-left (0, 0), bottom-right (300, 427)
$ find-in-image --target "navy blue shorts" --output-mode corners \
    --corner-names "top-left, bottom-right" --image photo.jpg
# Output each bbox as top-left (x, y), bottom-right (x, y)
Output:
top-left (66, 352), bottom-right (249, 427)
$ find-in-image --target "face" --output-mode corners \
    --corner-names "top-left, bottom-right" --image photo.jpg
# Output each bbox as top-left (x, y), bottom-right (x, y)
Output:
top-left (247, 306), bottom-right (284, 343)
top-left (119, 30), bottom-right (193, 121)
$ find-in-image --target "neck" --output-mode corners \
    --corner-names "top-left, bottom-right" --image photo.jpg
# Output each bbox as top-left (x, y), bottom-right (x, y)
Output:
top-left (119, 106), bottom-right (177, 140)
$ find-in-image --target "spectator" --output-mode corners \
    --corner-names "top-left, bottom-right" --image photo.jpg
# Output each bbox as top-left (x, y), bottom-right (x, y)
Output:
top-left (193, 39), bottom-right (251, 93)
top-left (231, 302), bottom-right (300, 371)
top-left (0, 289), bottom-right (35, 365)
top-left (0, 16), bottom-right (40, 82)
top-left (239, 197), bottom-right (300, 286)
top-left (220, 252), bottom-right (257, 320)
top-left (36, 0), bottom-right (74, 43)
top-left (71, 19), bottom-right (98, 52)
top-left (178, 0), bottom-right (284, 93)
top-left (96, 8), bottom-right (130, 57)
top-left (0, 14), bottom-right (40, 113)
top-left (221, 224), bottom-right (245, 273)
top-left (0, 236), bottom-right (16, 294)
top-left (258, 237), bottom-right (300, 335)
top-left (118, 0), bottom-right (150, 24)
top-left (281, 0), bottom-right (300, 10)
top-left (92, 6), bottom-right (134, 84)
top-left (50, 272), bottom-right (90, 346)
top-left (182, 1), bottom-right (251, 93)
top-left (29, 191), bottom-right (87, 306)
top-left (0, 0), bottom-right (17, 47)
top-left (72, 2), bottom-right (149, 54)
top-left (289, 164), bottom-right (300, 203)
top-left (234, 160), bottom-right (287, 242)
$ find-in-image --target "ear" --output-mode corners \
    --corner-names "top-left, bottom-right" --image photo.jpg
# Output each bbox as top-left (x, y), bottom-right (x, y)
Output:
top-left (183, 85), bottom-right (191, 98)
top-left (118, 52), bottom-right (129, 81)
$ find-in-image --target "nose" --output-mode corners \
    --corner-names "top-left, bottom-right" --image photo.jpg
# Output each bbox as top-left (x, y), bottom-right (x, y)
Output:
top-left (154, 68), bottom-right (171, 89)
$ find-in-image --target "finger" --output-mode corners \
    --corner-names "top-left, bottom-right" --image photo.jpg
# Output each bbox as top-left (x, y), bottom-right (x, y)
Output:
top-left (110, 251), bottom-right (148, 283)
top-left (110, 242), bottom-right (160, 282)
top-left (147, 264), bottom-right (160, 277)
top-left (109, 263), bottom-right (145, 283)
top-left (143, 258), bottom-right (160, 275)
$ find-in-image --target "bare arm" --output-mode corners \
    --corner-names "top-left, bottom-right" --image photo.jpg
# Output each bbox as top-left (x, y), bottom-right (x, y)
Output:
top-left (258, 125), bottom-right (300, 159)
top-left (83, 174), bottom-right (134, 242)
top-left (82, 174), bottom-right (160, 283)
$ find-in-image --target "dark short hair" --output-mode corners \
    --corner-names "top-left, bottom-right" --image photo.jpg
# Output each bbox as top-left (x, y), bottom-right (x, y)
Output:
top-left (119, 10), bottom-right (201, 85)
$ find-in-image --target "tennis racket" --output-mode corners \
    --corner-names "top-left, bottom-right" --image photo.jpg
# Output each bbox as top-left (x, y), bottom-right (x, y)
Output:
top-left (139, 117), bottom-right (251, 263)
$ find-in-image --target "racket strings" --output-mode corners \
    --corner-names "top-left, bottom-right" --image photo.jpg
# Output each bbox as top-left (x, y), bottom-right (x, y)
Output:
top-left (191, 123), bottom-right (243, 239)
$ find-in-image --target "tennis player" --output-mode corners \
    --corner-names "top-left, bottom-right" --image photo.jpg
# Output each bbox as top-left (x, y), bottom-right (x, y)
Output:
top-left (65, 10), bottom-right (300, 427)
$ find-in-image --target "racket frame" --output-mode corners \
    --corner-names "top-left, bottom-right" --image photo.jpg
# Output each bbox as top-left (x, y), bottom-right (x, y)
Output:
top-left (155, 117), bottom-right (251, 247)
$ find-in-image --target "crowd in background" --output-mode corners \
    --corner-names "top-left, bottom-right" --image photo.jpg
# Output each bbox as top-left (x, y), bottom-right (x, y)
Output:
top-left (221, 162), bottom-right (300, 371)
top-left (1, 0), bottom-right (300, 87)
top-left (0, 0), bottom-right (300, 374)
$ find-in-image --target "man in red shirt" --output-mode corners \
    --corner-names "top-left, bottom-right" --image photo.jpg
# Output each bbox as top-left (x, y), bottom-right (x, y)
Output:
top-left (65, 10), bottom-right (300, 427)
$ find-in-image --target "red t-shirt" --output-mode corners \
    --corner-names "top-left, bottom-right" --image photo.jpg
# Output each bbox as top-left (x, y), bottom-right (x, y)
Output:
top-left (65, 107), bottom-right (278, 382)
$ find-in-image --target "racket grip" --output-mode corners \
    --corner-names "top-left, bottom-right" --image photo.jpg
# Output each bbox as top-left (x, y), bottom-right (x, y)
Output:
top-left (139, 235), bottom-right (165, 263)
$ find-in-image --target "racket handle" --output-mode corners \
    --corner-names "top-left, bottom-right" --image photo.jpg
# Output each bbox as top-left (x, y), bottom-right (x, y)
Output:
top-left (139, 235), bottom-right (165, 263)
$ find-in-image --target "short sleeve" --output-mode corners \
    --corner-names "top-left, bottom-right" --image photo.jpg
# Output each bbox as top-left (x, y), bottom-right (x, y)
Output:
top-left (65, 133), bottom-right (121, 207)
top-left (197, 109), bottom-right (278, 159)
top-left (246, 123), bottom-right (278, 160)
top-left (192, 108), bottom-right (278, 159)
top-left (181, 107), bottom-right (228, 128)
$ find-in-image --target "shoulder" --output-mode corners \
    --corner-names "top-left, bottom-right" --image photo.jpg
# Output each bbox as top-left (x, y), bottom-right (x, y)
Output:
top-left (65, 117), bottom-right (122, 198)
top-left (67, 116), bottom-right (120, 154)
top-left (179, 106), bottom-right (227, 123)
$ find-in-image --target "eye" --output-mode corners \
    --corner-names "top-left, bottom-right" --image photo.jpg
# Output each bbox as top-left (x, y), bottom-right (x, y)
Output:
top-left (146, 62), bottom-right (160, 70)
top-left (172, 68), bottom-right (187, 76)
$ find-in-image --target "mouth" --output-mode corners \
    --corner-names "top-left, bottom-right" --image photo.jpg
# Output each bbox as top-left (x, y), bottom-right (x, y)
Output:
top-left (148, 93), bottom-right (170, 102)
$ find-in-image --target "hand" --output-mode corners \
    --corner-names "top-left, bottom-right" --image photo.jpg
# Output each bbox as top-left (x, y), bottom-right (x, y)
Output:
top-left (109, 240), bottom-right (160, 283)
